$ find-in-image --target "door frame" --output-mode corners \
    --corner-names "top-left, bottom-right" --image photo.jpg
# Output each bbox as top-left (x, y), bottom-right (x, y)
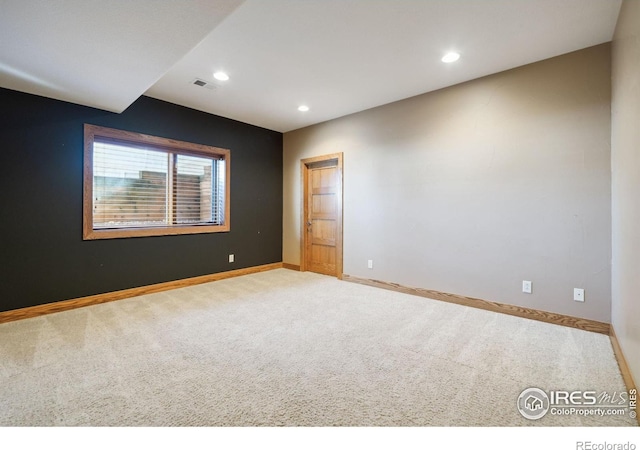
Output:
top-left (300, 152), bottom-right (344, 279)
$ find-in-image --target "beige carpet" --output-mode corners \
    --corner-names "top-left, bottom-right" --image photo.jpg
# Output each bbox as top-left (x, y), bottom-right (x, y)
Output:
top-left (0, 269), bottom-right (635, 426)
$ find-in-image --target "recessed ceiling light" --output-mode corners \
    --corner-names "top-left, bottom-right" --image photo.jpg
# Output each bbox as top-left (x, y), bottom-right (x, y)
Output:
top-left (298, 105), bottom-right (309, 112)
top-left (441, 52), bottom-right (460, 63)
top-left (213, 71), bottom-right (229, 81)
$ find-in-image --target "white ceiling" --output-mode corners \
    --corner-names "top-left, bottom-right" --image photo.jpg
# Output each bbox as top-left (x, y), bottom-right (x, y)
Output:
top-left (0, 0), bottom-right (243, 112)
top-left (1, 0), bottom-right (622, 133)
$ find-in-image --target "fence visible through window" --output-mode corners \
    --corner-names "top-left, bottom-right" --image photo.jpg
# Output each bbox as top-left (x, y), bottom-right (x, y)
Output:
top-left (84, 124), bottom-right (230, 240)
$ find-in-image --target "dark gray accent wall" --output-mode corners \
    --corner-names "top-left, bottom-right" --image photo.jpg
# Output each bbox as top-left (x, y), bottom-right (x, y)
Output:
top-left (0, 88), bottom-right (283, 312)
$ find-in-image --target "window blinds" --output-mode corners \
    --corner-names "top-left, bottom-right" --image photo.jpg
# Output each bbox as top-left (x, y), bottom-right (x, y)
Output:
top-left (175, 154), bottom-right (225, 225)
top-left (92, 140), bottom-right (225, 229)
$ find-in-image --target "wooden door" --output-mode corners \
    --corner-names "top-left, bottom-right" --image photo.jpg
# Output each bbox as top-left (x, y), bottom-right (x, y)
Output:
top-left (301, 154), bottom-right (343, 277)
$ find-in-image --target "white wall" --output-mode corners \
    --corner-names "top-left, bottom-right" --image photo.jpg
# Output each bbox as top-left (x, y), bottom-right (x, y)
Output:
top-left (284, 44), bottom-right (612, 322)
top-left (611, 0), bottom-right (640, 385)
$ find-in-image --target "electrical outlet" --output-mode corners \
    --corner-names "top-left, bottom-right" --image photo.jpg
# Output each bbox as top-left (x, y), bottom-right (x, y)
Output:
top-left (229, 254), bottom-right (234, 263)
top-left (522, 280), bottom-right (532, 294)
top-left (367, 260), bottom-right (373, 269)
top-left (574, 288), bottom-right (584, 302)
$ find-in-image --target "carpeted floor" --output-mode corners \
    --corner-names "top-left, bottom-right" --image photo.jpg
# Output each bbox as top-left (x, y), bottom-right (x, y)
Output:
top-left (0, 269), bottom-right (635, 426)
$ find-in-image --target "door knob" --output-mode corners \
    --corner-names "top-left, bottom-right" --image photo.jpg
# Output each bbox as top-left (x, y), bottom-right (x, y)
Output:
top-left (307, 221), bottom-right (312, 226)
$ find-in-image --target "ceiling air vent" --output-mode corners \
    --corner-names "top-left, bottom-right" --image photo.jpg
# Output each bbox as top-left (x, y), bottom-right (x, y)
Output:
top-left (190, 78), bottom-right (216, 90)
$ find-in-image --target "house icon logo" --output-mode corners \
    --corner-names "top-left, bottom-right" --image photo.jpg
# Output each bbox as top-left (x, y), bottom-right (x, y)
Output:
top-left (517, 387), bottom-right (550, 420)
top-left (525, 395), bottom-right (544, 411)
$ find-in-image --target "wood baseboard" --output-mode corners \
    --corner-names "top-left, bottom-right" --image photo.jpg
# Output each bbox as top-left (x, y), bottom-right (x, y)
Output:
top-left (610, 326), bottom-right (639, 425)
top-left (282, 263), bottom-right (301, 271)
top-left (342, 274), bottom-right (610, 335)
top-left (0, 262), bottom-right (284, 325)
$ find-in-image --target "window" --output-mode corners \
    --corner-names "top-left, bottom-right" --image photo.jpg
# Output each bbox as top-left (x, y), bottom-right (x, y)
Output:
top-left (83, 124), bottom-right (230, 240)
